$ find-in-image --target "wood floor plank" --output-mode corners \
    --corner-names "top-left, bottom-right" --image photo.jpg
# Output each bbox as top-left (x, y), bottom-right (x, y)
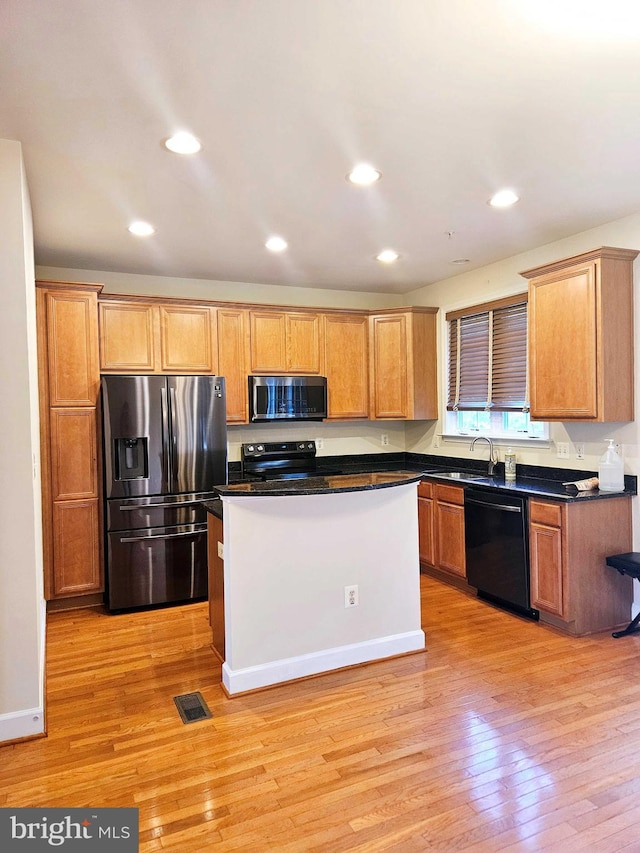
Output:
top-left (4, 575), bottom-right (640, 850)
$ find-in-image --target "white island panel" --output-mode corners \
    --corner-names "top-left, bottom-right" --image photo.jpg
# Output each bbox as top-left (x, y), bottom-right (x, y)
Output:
top-left (221, 481), bottom-right (424, 694)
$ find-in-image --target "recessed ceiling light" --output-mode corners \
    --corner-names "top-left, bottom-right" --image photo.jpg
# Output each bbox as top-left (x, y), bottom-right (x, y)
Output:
top-left (164, 131), bottom-right (202, 154)
top-left (347, 164), bottom-right (382, 185)
top-left (265, 236), bottom-right (288, 253)
top-left (128, 221), bottom-right (155, 237)
top-left (450, 258), bottom-right (470, 265)
top-left (376, 249), bottom-right (399, 263)
top-left (488, 189), bottom-right (520, 208)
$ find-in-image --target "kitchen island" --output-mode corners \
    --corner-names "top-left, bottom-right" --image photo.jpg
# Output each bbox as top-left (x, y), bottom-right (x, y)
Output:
top-left (204, 472), bottom-right (425, 696)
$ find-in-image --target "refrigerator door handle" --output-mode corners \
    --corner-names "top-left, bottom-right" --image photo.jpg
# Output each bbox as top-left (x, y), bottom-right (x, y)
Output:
top-left (169, 386), bottom-right (179, 491)
top-left (118, 500), bottom-right (205, 511)
top-left (160, 385), bottom-right (171, 493)
top-left (120, 530), bottom-right (203, 543)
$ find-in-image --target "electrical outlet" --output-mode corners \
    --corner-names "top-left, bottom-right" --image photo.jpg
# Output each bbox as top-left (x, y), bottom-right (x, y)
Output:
top-left (315, 438), bottom-right (324, 451)
top-left (556, 442), bottom-right (570, 459)
top-left (217, 541), bottom-right (224, 560)
top-left (344, 584), bottom-right (359, 608)
top-left (575, 443), bottom-right (585, 460)
top-left (381, 434), bottom-right (389, 446)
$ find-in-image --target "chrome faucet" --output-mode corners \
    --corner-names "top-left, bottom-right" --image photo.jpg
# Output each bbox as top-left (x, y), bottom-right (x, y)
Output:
top-left (470, 436), bottom-right (497, 475)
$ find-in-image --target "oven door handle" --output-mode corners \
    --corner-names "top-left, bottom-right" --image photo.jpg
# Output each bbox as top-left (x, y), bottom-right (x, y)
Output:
top-left (465, 497), bottom-right (522, 512)
top-left (120, 530), bottom-right (203, 543)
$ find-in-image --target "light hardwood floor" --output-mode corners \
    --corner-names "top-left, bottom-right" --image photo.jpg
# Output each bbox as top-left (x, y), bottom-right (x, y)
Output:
top-left (3, 576), bottom-right (640, 851)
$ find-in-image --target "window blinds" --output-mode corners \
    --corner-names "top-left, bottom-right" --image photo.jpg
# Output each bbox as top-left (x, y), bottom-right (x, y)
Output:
top-left (446, 295), bottom-right (528, 412)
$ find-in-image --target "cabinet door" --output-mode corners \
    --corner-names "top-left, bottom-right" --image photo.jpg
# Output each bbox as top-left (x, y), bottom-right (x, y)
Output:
top-left (371, 314), bottom-right (409, 418)
top-left (418, 497), bottom-right (435, 567)
top-left (50, 408), bottom-right (98, 500)
top-left (218, 308), bottom-right (249, 423)
top-left (159, 305), bottom-right (217, 372)
top-left (323, 314), bottom-right (369, 419)
top-left (52, 499), bottom-right (102, 596)
top-left (528, 263), bottom-right (598, 419)
top-left (46, 290), bottom-right (99, 405)
top-left (250, 311), bottom-right (286, 372)
top-left (99, 302), bottom-right (156, 371)
top-left (286, 313), bottom-right (321, 373)
top-left (435, 502), bottom-right (466, 577)
top-left (529, 521), bottom-right (565, 617)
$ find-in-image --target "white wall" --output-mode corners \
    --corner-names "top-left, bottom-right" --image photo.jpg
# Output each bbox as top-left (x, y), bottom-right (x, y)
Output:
top-left (0, 140), bottom-right (45, 742)
top-left (35, 265), bottom-right (403, 311)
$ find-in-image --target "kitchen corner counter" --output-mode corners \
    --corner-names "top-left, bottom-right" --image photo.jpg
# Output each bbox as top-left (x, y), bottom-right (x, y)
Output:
top-left (419, 470), bottom-right (636, 502)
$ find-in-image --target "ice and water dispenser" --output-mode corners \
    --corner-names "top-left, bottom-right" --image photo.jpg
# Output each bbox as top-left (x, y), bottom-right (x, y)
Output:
top-left (114, 437), bottom-right (148, 480)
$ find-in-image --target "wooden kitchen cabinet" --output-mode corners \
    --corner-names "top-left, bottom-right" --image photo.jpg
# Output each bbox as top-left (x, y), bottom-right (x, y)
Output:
top-left (217, 307), bottom-right (250, 423)
top-left (434, 483), bottom-right (466, 578)
top-left (529, 497), bottom-right (633, 635)
top-left (521, 246), bottom-right (638, 421)
top-left (99, 300), bottom-right (156, 371)
top-left (417, 481), bottom-right (435, 566)
top-left (369, 307), bottom-right (438, 420)
top-left (419, 480), bottom-right (466, 581)
top-left (37, 281), bottom-right (104, 604)
top-left (249, 309), bottom-right (322, 374)
top-left (322, 312), bottom-right (369, 419)
top-left (99, 297), bottom-right (218, 374)
top-left (529, 500), bottom-right (565, 618)
top-left (158, 304), bottom-right (217, 372)
top-left (207, 512), bottom-right (225, 661)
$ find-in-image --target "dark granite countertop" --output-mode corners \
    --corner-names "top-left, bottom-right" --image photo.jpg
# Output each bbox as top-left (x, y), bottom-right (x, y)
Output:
top-left (416, 468), bottom-right (634, 501)
top-left (211, 471), bottom-right (423, 499)
top-left (223, 452), bottom-right (636, 504)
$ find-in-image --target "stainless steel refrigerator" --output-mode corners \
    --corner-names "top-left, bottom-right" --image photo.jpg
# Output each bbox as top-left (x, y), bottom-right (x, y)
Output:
top-left (101, 375), bottom-right (227, 611)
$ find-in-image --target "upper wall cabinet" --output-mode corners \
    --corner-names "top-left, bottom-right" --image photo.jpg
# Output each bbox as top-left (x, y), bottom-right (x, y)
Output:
top-left (217, 308), bottom-right (250, 423)
top-left (99, 299), bottom-right (218, 374)
top-left (369, 308), bottom-right (438, 420)
top-left (249, 310), bottom-right (322, 374)
top-left (521, 247), bottom-right (638, 422)
top-left (322, 313), bottom-right (369, 419)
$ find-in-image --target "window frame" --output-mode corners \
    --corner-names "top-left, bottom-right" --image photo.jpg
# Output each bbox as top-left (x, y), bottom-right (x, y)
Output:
top-left (443, 294), bottom-right (549, 444)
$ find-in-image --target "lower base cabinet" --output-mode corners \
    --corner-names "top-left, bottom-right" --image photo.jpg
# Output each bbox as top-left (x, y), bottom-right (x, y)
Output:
top-left (418, 480), bottom-right (466, 581)
top-left (529, 497), bottom-right (633, 636)
top-left (207, 513), bottom-right (225, 661)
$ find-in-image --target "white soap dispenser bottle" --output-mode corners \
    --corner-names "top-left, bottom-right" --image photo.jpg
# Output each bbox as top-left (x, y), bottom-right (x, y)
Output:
top-left (598, 439), bottom-right (624, 492)
top-left (504, 447), bottom-right (516, 481)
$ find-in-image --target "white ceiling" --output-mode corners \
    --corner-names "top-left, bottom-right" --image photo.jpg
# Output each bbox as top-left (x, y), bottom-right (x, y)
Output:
top-left (2, 0), bottom-right (640, 294)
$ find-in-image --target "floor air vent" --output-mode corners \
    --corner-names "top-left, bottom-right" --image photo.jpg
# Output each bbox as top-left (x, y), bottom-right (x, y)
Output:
top-left (173, 692), bottom-right (212, 724)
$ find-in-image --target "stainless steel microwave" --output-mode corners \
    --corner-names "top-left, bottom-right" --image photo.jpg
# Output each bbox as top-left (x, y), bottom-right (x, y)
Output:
top-left (248, 375), bottom-right (328, 422)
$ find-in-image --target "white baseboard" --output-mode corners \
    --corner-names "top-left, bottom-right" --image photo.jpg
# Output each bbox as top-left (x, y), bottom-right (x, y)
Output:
top-left (0, 707), bottom-right (45, 744)
top-left (222, 629), bottom-right (425, 696)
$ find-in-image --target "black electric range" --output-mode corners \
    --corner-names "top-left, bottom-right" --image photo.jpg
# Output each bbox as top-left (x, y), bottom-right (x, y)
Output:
top-left (240, 440), bottom-right (343, 480)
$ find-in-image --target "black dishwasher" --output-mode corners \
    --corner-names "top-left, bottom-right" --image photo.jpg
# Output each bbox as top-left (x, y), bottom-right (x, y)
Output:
top-left (464, 487), bottom-right (539, 621)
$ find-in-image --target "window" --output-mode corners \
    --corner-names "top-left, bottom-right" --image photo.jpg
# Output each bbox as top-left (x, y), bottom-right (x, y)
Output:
top-left (445, 294), bottom-right (548, 441)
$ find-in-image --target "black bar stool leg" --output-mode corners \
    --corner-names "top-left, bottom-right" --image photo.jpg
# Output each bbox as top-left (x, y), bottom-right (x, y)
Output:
top-left (612, 611), bottom-right (640, 638)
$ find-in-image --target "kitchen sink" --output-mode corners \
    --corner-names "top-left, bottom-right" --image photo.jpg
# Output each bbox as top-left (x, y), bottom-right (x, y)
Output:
top-left (424, 470), bottom-right (487, 480)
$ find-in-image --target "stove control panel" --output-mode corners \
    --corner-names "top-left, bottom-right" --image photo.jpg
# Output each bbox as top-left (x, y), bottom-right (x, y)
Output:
top-left (241, 440), bottom-right (316, 460)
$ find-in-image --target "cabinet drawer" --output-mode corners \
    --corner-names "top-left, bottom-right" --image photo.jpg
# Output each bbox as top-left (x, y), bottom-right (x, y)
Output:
top-left (418, 480), bottom-right (433, 499)
top-left (529, 500), bottom-right (562, 527)
top-left (434, 483), bottom-right (464, 505)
